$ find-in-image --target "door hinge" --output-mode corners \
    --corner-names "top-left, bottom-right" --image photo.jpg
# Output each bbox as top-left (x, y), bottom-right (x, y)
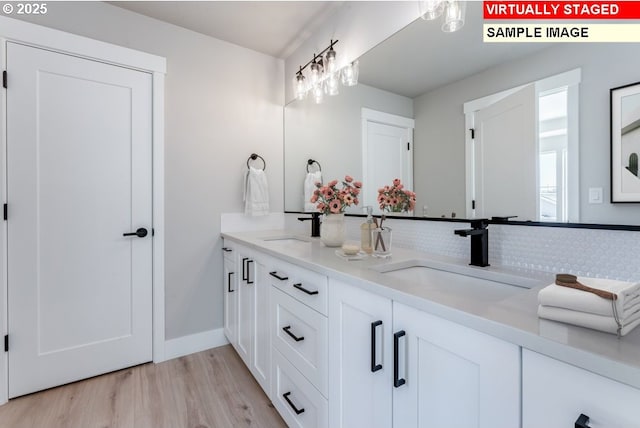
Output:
top-left (2, 71), bottom-right (6, 89)
top-left (3, 203), bottom-right (6, 221)
top-left (472, 200), bottom-right (476, 209)
top-left (469, 128), bottom-right (475, 139)
top-left (4, 335), bottom-right (8, 352)
top-left (407, 142), bottom-right (410, 151)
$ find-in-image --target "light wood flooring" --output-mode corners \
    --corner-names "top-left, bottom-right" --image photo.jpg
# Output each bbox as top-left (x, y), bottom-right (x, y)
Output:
top-left (0, 345), bottom-right (287, 428)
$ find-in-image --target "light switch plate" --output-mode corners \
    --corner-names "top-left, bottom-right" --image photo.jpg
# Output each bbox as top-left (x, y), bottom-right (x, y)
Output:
top-left (588, 187), bottom-right (603, 204)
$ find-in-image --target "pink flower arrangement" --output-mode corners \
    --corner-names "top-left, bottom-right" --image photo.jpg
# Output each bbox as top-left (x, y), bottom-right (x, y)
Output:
top-left (311, 175), bottom-right (362, 215)
top-left (377, 178), bottom-right (416, 213)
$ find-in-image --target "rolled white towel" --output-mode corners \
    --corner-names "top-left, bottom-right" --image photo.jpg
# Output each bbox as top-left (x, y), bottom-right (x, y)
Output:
top-left (538, 304), bottom-right (640, 336)
top-left (538, 277), bottom-right (640, 317)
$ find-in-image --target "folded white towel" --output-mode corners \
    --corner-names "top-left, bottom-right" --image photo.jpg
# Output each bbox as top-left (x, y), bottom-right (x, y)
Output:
top-left (304, 171), bottom-right (322, 212)
top-left (243, 166), bottom-right (269, 216)
top-left (538, 304), bottom-right (640, 336)
top-left (538, 277), bottom-right (640, 317)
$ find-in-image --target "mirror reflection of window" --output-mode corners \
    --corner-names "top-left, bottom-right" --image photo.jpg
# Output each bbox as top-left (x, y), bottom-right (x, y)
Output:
top-left (539, 88), bottom-right (569, 222)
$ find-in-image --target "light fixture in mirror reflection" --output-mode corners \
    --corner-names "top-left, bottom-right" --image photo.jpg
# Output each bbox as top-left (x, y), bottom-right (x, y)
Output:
top-left (284, 2), bottom-right (640, 226)
top-left (293, 39), bottom-right (359, 104)
top-left (419, 0), bottom-right (467, 33)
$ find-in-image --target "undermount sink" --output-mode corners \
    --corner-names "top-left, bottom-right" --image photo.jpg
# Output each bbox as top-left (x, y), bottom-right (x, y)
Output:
top-left (370, 258), bottom-right (542, 290)
top-left (262, 235), bottom-right (311, 244)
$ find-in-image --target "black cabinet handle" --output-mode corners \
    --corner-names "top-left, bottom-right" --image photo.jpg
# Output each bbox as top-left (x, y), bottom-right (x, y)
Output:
top-left (575, 414), bottom-right (590, 428)
top-left (222, 247), bottom-right (233, 252)
top-left (246, 260), bottom-right (254, 284)
top-left (394, 330), bottom-right (406, 388)
top-left (371, 320), bottom-right (383, 372)
top-left (242, 258), bottom-right (248, 281)
top-left (123, 227), bottom-right (148, 238)
top-left (293, 283), bottom-right (319, 295)
top-left (282, 325), bottom-right (304, 342)
top-left (269, 271), bottom-right (289, 281)
top-left (282, 392), bottom-right (305, 415)
top-left (227, 272), bottom-right (234, 293)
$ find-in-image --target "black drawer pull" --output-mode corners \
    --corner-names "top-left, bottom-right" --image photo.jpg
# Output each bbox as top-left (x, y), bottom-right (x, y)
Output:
top-left (222, 247), bottom-right (233, 252)
top-left (282, 325), bottom-right (304, 342)
top-left (575, 414), bottom-right (590, 428)
top-left (394, 330), bottom-right (406, 388)
top-left (246, 260), bottom-right (254, 284)
top-left (282, 392), bottom-right (305, 415)
top-left (242, 258), bottom-right (248, 281)
top-left (228, 272), bottom-right (234, 293)
top-left (293, 283), bottom-right (319, 295)
top-left (269, 271), bottom-right (289, 281)
top-left (371, 320), bottom-right (383, 372)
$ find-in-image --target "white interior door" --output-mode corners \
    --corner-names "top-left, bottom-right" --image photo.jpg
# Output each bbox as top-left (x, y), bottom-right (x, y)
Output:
top-left (362, 110), bottom-right (414, 213)
top-left (6, 42), bottom-right (153, 398)
top-left (473, 84), bottom-right (536, 220)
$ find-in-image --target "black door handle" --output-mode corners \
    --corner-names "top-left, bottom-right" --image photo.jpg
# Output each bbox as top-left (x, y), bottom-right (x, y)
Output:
top-left (293, 283), bottom-right (319, 295)
top-left (222, 247), bottom-right (233, 252)
top-left (123, 227), bottom-right (148, 238)
top-left (246, 260), bottom-right (254, 284)
top-left (282, 392), bottom-right (305, 415)
top-left (242, 258), bottom-right (248, 281)
top-left (228, 272), bottom-right (234, 293)
top-left (282, 325), bottom-right (304, 342)
top-left (575, 414), bottom-right (590, 428)
top-left (371, 320), bottom-right (383, 372)
top-left (394, 330), bottom-right (406, 388)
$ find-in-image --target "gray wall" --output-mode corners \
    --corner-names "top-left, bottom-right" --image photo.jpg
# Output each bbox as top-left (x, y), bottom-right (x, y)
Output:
top-left (15, 2), bottom-right (285, 340)
top-left (414, 43), bottom-right (640, 224)
top-left (285, 83), bottom-right (413, 212)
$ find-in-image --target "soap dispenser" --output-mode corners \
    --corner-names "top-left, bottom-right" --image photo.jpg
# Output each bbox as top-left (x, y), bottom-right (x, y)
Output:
top-left (361, 206), bottom-right (375, 254)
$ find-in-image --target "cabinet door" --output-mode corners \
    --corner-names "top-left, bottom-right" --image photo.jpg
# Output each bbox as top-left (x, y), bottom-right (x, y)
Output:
top-left (252, 261), bottom-right (271, 397)
top-left (523, 349), bottom-right (640, 428)
top-left (236, 252), bottom-right (255, 368)
top-left (393, 302), bottom-right (520, 428)
top-left (328, 279), bottom-right (392, 428)
top-left (223, 253), bottom-right (237, 345)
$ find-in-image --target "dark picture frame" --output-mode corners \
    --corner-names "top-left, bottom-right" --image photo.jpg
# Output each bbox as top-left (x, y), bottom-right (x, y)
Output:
top-left (611, 81), bottom-right (640, 203)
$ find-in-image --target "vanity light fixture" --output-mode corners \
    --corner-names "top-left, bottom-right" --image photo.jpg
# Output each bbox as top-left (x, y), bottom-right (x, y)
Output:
top-left (419, 0), bottom-right (467, 33)
top-left (292, 39), bottom-right (359, 104)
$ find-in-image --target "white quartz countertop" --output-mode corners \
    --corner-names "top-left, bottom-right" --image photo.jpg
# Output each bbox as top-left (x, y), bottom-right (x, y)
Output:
top-left (222, 229), bottom-right (640, 389)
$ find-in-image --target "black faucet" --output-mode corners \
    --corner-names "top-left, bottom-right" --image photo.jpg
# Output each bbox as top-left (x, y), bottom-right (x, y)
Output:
top-left (298, 212), bottom-right (321, 237)
top-left (454, 219), bottom-right (490, 267)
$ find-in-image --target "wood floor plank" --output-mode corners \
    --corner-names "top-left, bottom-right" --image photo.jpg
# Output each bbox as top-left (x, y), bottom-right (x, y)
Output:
top-left (0, 345), bottom-right (286, 428)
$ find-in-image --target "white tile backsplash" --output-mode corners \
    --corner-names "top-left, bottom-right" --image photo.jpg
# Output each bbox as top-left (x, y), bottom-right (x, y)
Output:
top-left (283, 213), bottom-right (640, 282)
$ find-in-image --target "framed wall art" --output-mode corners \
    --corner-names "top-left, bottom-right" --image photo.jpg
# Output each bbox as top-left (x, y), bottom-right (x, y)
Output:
top-left (611, 81), bottom-right (640, 203)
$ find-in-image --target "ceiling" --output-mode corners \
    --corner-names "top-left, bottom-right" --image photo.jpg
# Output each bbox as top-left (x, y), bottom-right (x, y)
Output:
top-left (109, 1), bottom-right (341, 59)
top-left (357, 2), bottom-right (551, 98)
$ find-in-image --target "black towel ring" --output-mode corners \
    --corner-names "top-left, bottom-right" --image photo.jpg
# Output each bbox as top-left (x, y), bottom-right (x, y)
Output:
top-left (306, 159), bottom-right (322, 173)
top-left (247, 153), bottom-right (266, 171)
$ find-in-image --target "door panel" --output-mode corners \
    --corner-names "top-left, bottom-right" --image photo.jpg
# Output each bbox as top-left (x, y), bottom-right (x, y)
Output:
top-left (474, 84), bottom-right (536, 220)
top-left (7, 42), bottom-right (152, 397)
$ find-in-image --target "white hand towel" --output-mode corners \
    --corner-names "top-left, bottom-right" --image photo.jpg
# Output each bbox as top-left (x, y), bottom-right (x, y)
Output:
top-left (304, 171), bottom-right (322, 212)
top-left (538, 277), bottom-right (640, 317)
top-left (538, 304), bottom-right (640, 336)
top-left (243, 166), bottom-right (269, 216)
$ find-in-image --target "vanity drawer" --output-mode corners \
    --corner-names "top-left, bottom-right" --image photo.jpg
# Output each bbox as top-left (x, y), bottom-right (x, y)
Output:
top-left (272, 348), bottom-right (328, 428)
top-left (272, 287), bottom-right (328, 396)
top-left (268, 259), bottom-right (328, 316)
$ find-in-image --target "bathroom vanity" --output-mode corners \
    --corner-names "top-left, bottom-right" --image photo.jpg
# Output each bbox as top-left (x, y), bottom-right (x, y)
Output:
top-left (221, 231), bottom-right (640, 428)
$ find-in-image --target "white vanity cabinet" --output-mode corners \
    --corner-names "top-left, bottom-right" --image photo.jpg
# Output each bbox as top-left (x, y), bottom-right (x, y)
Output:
top-left (522, 349), bottom-right (640, 428)
top-left (268, 257), bottom-right (329, 428)
top-left (222, 242), bottom-right (237, 346)
top-left (223, 243), bottom-right (271, 396)
top-left (328, 279), bottom-right (520, 428)
top-left (393, 302), bottom-right (520, 428)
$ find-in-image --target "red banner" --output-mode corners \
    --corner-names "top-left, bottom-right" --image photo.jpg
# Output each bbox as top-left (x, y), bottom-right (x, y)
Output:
top-left (484, 1), bottom-right (640, 19)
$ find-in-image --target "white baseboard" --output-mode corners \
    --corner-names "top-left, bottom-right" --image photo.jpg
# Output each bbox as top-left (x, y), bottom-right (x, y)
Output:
top-left (164, 328), bottom-right (229, 361)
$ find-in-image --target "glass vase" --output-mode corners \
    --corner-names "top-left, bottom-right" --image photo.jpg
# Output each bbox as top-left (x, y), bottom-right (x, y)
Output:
top-left (372, 227), bottom-right (392, 257)
top-left (321, 213), bottom-right (345, 247)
